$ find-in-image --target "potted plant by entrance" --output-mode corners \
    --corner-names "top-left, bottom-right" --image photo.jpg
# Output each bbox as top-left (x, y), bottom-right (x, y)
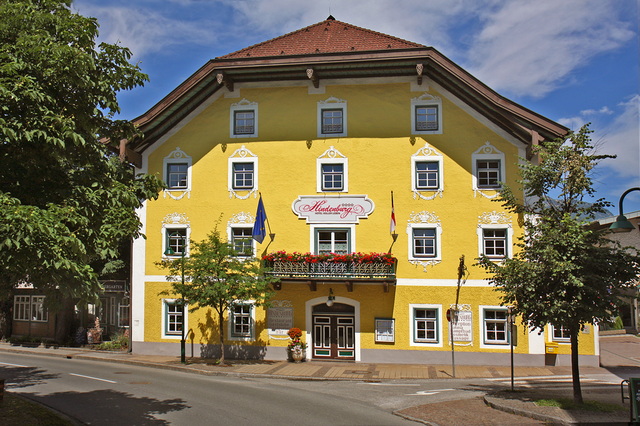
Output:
top-left (287, 327), bottom-right (307, 363)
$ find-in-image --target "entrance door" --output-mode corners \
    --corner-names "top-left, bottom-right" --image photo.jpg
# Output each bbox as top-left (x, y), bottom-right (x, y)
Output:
top-left (312, 303), bottom-right (355, 360)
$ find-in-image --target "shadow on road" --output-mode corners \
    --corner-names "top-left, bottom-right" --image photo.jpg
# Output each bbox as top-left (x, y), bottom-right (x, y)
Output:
top-left (25, 389), bottom-right (189, 426)
top-left (1, 365), bottom-right (60, 389)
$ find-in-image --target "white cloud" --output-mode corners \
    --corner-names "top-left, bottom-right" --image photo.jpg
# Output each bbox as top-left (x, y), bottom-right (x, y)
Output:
top-left (598, 95), bottom-right (640, 180)
top-left (581, 107), bottom-right (614, 116)
top-left (466, 0), bottom-right (635, 98)
top-left (72, 3), bottom-right (219, 58)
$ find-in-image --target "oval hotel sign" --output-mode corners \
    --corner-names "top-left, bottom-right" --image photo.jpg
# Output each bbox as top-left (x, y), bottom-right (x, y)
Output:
top-left (292, 195), bottom-right (375, 224)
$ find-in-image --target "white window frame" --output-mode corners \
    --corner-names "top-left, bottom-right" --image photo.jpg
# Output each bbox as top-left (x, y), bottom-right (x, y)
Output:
top-left (13, 295), bottom-right (31, 321)
top-left (229, 99), bottom-right (258, 138)
top-left (472, 141), bottom-right (506, 199)
top-left (407, 225), bottom-right (442, 262)
top-left (317, 96), bottom-right (347, 138)
top-left (477, 211), bottom-right (513, 261)
top-left (409, 304), bottom-right (443, 347)
top-left (310, 224), bottom-right (356, 254)
top-left (411, 93), bottom-right (443, 135)
top-left (228, 300), bottom-right (255, 341)
top-left (480, 306), bottom-right (510, 349)
top-left (161, 212), bottom-right (191, 259)
top-left (316, 146), bottom-right (348, 193)
top-left (162, 298), bottom-right (188, 339)
top-left (406, 211), bottom-right (442, 271)
top-left (163, 148), bottom-right (192, 200)
top-left (30, 296), bottom-right (48, 322)
top-left (229, 226), bottom-right (255, 257)
top-left (226, 212), bottom-right (256, 257)
top-left (411, 143), bottom-right (444, 200)
top-left (551, 324), bottom-right (571, 342)
top-left (228, 145), bottom-right (258, 200)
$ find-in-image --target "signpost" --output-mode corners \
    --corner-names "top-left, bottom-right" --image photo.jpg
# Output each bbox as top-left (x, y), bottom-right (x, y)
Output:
top-left (450, 255), bottom-right (469, 379)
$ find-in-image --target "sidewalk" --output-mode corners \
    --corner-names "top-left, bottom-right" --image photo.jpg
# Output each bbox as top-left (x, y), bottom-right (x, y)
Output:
top-left (1, 338), bottom-right (637, 426)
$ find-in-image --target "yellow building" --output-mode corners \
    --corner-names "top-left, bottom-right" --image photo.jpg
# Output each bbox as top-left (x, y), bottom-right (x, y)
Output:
top-left (125, 17), bottom-right (599, 366)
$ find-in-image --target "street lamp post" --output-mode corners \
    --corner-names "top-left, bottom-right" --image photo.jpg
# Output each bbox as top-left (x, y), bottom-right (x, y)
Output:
top-left (164, 238), bottom-right (186, 364)
top-left (609, 187), bottom-right (640, 233)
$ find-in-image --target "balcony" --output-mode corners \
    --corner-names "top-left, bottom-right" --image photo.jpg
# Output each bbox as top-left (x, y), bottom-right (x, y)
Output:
top-left (263, 252), bottom-right (397, 291)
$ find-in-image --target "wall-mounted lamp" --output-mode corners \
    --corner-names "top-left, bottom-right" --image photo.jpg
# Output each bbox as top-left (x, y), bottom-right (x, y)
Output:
top-left (609, 187), bottom-right (640, 233)
top-left (326, 288), bottom-right (335, 307)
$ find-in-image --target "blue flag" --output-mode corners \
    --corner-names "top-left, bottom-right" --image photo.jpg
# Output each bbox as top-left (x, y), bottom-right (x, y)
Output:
top-left (252, 195), bottom-right (267, 243)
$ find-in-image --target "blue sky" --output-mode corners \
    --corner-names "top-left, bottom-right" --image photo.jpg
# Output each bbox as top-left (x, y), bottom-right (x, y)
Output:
top-left (73, 0), bottom-right (640, 215)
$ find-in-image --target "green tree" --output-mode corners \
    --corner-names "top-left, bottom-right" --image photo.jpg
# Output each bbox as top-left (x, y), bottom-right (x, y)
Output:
top-left (158, 229), bottom-right (278, 363)
top-left (478, 124), bottom-right (640, 404)
top-left (0, 0), bottom-right (164, 339)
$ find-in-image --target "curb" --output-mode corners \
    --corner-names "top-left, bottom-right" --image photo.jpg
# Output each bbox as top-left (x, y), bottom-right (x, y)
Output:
top-left (483, 394), bottom-right (567, 425)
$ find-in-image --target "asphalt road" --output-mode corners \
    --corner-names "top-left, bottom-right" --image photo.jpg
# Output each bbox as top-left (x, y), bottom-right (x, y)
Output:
top-left (0, 352), bottom-right (485, 425)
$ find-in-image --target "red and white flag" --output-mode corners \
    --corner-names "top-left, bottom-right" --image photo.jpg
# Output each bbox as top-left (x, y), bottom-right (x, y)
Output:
top-left (390, 191), bottom-right (396, 234)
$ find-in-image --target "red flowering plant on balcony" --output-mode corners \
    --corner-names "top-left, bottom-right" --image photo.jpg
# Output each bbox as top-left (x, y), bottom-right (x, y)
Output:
top-left (262, 251), bottom-right (396, 266)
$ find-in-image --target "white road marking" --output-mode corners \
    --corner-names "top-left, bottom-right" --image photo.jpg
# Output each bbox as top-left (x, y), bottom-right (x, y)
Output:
top-left (406, 388), bottom-right (456, 396)
top-left (360, 383), bottom-right (421, 386)
top-left (0, 362), bottom-right (29, 368)
top-left (70, 373), bottom-right (116, 384)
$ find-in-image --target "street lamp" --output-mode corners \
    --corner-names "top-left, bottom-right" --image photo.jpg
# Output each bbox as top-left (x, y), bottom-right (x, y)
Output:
top-left (164, 237), bottom-right (186, 364)
top-left (609, 187), bottom-right (640, 233)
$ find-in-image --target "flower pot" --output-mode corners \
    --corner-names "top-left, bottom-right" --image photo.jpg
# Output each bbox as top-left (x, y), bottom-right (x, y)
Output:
top-left (291, 351), bottom-right (305, 363)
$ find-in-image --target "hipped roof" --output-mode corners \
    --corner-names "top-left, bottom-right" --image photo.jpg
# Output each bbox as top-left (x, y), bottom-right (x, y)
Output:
top-left (125, 16), bottom-right (567, 163)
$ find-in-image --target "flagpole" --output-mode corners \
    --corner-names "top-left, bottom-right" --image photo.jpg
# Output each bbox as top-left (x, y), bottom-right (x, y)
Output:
top-left (388, 191), bottom-right (398, 253)
top-left (259, 192), bottom-right (275, 241)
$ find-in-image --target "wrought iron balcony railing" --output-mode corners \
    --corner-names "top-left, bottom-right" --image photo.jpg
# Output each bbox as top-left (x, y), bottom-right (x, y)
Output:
top-left (264, 260), bottom-right (396, 280)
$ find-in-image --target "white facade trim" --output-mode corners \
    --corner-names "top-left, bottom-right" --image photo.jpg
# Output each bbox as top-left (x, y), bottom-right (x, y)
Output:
top-left (228, 145), bottom-right (259, 200)
top-left (316, 145), bottom-right (349, 193)
top-left (471, 141), bottom-right (505, 199)
top-left (411, 142), bottom-right (444, 201)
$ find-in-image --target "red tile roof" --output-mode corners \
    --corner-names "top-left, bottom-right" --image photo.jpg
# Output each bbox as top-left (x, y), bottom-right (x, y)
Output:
top-left (219, 16), bottom-right (425, 59)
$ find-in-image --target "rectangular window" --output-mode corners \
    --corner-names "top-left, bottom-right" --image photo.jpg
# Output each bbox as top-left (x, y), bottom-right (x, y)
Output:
top-left (484, 309), bottom-right (508, 344)
top-left (231, 304), bottom-right (252, 338)
top-left (415, 106), bottom-right (439, 131)
top-left (415, 162), bottom-right (439, 190)
top-left (28, 296), bottom-right (48, 322)
top-left (477, 160), bottom-right (501, 188)
top-left (165, 301), bottom-right (183, 335)
top-left (233, 163), bottom-right (254, 189)
top-left (552, 325), bottom-right (570, 340)
top-left (316, 229), bottom-right (349, 254)
top-left (234, 111), bottom-right (255, 135)
top-left (13, 296), bottom-right (30, 321)
top-left (321, 164), bottom-right (343, 191)
top-left (166, 163), bottom-right (188, 189)
top-left (483, 229), bottom-right (507, 258)
top-left (166, 228), bottom-right (187, 256)
top-left (321, 109), bottom-right (343, 134)
top-left (414, 308), bottom-right (438, 343)
top-left (413, 228), bottom-right (436, 258)
top-left (375, 318), bottom-right (395, 343)
top-left (232, 227), bottom-right (253, 256)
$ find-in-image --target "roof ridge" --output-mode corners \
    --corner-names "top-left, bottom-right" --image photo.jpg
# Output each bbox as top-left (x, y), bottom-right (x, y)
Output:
top-left (218, 17), bottom-right (424, 59)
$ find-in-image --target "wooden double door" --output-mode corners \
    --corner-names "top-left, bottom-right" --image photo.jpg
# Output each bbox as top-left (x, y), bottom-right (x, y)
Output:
top-left (312, 303), bottom-right (355, 360)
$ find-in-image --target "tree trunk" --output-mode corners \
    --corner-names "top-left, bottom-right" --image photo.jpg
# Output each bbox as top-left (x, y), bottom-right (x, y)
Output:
top-left (570, 326), bottom-right (583, 404)
top-left (218, 309), bottom-right (225, 364)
